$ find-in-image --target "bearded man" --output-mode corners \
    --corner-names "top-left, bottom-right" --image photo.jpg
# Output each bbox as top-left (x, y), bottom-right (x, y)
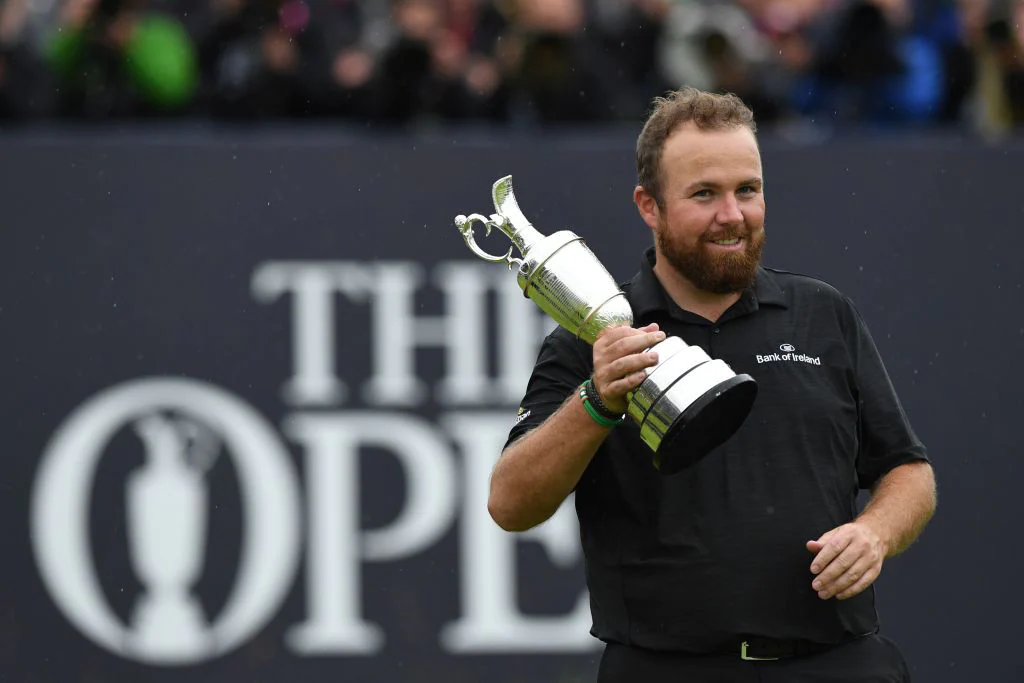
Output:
top-left (491, 87), bottom-right (936, 683)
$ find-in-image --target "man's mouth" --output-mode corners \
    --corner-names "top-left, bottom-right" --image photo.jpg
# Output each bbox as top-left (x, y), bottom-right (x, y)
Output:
top-left (707, 236), bottom-right (745, 250)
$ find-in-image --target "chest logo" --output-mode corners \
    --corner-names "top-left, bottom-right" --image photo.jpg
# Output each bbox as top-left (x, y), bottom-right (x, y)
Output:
top-left (757, 343), bottom-right (821, 365)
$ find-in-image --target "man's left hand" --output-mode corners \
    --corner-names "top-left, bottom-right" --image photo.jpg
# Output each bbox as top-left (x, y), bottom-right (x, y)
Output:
top-left (806, 523), bottom-right (887, 600)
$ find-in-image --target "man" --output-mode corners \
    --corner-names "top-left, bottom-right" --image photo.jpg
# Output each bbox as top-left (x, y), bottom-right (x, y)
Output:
top-left (491, 87), bottom-right (936, 682)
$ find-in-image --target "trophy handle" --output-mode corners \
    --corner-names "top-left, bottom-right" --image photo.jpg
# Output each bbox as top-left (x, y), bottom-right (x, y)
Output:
top-left (455, 213), bottom-right (525, 270)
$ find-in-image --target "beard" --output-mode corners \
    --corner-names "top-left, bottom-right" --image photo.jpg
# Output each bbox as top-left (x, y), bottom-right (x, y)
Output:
top-left (656, 221), bottom-right (766, 294)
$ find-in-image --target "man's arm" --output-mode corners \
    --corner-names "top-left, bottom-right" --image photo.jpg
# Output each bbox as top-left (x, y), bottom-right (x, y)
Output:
top-left (489, 324), bottom-right (666, 532)
top-left (858, 460), bottom-right (937, 556)
top-left (807, 461), bottom-right (937, 600)
top-left (488, 396), bottom-right (612, 532)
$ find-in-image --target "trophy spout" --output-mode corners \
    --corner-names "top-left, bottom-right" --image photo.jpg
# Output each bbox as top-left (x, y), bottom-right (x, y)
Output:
top-left (491, 176), bottom-right (545, 255)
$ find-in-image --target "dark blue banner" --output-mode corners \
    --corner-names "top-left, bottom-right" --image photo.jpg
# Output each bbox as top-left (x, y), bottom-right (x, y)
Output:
top-left (2, 129), bottom-right (1021, 682)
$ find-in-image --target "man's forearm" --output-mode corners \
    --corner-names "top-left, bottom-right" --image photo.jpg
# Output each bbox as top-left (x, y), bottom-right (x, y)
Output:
top-left (488, 393), bottom-right (611, 532)
top-left (857, 461), bottom-right (937, 557)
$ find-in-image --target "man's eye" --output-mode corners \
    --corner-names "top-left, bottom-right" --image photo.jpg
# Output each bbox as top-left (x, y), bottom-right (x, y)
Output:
top-left (693, 189), bottom-right (711, 198)
top-left (738, 186), bottom-right (757, 195)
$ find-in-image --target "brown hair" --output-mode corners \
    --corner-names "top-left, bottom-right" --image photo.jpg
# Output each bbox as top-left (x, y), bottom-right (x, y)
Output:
top-left (636, 87), bottom-right (757, 206)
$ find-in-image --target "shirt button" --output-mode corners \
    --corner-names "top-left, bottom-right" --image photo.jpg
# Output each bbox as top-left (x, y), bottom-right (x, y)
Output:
top-left (713, 328), bottom-right (721, 335)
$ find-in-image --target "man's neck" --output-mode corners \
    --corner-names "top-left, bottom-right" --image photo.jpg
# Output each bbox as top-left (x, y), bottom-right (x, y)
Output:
top-left (653, 260), bottom-right (743, 323)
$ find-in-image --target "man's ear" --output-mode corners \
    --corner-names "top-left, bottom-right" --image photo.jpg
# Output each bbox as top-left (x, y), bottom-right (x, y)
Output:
top-left (634, 185), bottom-right (660, 230)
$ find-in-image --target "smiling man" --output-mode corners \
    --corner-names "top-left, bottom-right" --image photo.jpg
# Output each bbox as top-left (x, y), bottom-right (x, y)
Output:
top-left (491, 87), bottom-right (937, 682)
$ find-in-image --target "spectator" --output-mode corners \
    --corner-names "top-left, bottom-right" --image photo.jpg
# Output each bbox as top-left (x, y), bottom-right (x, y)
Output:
top-left (0, 0), bottom-right (54, 119)
top-left (0, 0), bottom-right (1010, 131)
top-left (498, 0), bottom-right (617, 123)
top-left (592, 0), bottom-right (675, 121)
top-left (196, 0), bottom-right (328, 119)
top-left (971, 0), bottom-right (1024, 134)
top-left (315, 0), bottom-right (509, 125)
top-left (45, 0), bottom-right (198, 118)
top-left (785, 0), bottom-right (964, 126)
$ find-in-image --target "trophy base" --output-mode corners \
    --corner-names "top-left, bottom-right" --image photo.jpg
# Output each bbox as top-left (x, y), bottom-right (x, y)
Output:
top-left (651, 373), bottom-right (758, 475)
top-left (625, 336), bottom-right (758, 475)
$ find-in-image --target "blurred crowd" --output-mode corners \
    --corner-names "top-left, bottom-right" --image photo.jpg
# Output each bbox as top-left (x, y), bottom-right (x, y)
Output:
top-left (0, 0), bottom-right (1022, 132)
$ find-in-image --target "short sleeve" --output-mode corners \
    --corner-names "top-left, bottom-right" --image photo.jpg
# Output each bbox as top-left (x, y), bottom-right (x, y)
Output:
top-left (845, 298), bottom-right (930, 489)
top-left (504, 326), bottom-right (593, 449)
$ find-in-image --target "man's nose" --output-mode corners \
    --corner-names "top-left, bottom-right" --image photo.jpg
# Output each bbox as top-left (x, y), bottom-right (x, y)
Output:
top-left (716, 196), bottom-right (744, 225)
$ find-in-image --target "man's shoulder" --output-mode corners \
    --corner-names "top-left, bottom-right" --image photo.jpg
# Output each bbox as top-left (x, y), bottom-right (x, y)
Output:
top-left (760, 266), bottom-right (853, 308)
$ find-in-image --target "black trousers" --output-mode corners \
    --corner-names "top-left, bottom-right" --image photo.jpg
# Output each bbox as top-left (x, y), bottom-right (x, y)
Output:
top-left (598, 635), bottom-right (911, 683)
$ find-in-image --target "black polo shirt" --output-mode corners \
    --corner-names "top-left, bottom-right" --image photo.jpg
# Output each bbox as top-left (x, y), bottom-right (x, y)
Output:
top-left (505, 247), bottom-right (929, 653)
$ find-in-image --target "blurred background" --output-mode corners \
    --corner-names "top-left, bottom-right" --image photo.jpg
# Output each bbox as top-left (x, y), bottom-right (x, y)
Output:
top-left (0, 0), bottom-right (1021, 134)
top-left (2, 2), bottom-right (1023, 683)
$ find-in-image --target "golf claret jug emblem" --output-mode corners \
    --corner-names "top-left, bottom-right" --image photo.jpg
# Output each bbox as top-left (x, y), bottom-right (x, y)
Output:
top-left (454, 175), bottom-right (758, 474)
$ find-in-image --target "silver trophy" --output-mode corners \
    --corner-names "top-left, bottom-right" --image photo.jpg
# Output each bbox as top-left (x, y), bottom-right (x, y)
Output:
top-left (455, 176), bottom-right (757, 474)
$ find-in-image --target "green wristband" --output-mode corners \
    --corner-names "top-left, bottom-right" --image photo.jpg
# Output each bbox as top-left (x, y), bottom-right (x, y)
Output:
top-left (578, 383), bottom-right (624, 428)
top-left (583, 378), bottom-right (625, 421)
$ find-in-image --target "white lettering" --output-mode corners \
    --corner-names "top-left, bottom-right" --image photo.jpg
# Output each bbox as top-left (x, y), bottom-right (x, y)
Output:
top-left (284, 412), bottom-right (458, 654)
top-left (440, 413), bottom-right (598, 653)
top-left (255, 261), bottom-right (551, 409)
top-left (432, 263), bottom-right (499, 405)
top-left (755, 350), bottom-right (822, 365)
top-left (360, 264), bottom-right (438, 405)
top-left (252, 262), bottom-right (376, 406)
top-left (364, 263), bottom-right (549, 406)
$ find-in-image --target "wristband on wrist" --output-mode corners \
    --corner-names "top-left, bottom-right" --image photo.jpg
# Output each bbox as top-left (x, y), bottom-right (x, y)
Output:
top-left (578, 378), bottom-right (625, 428)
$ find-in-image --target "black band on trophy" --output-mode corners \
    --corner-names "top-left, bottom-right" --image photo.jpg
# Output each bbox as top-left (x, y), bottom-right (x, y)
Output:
top-left (583, 378), bottom-right (625, 422)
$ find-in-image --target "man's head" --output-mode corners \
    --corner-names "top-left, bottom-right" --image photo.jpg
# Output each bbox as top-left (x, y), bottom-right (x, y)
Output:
top-left (634, 88), bottom-right (765, 295)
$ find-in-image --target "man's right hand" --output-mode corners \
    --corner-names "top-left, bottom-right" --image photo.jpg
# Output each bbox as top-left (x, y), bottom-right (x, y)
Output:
top-left (591, 323), bottom-right (666, 414)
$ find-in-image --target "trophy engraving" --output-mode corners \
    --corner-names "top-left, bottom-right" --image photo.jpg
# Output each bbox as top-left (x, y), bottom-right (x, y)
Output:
top-left (127, 414), bottom-right (218, 659)
top-left (455, 176), bottom-right (758, 474)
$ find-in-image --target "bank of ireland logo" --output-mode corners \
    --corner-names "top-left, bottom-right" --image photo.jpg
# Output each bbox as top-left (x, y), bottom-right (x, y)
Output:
top-left (30, 377), bottom-right (303, 665)
top-left (756, 342), bottom-right (821, 365)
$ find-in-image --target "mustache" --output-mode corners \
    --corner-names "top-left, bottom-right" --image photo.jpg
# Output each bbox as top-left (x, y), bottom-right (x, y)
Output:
top-left (701, 224), bottom-right (764, 243)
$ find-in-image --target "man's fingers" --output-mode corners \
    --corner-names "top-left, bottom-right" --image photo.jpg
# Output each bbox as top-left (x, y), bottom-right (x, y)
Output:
top-left (809, 532), bottom-right (851, 575)
top-left (592, 325), bottom-right (667, 408)
top-left (813, 554), bottom-right (872, 598)
top-left (820, 560), bottom-right (880, 601)
top-left (812, 543), bottom-right (858, 588)
top-left (835, 566), bottom-right (881, 600)
top-left (815, 528), bottom-right (838, 547)
top-left (595, 323), bottom-right (660, 345)
top-left (603, 370), bottom-right (651, 398)
top-left (594, 325), bottom-right (640, 346)
top-left (806, 528), bottom-right (836, 554)
top-left (605, 350), bottom-right (661, 379)
top-left (807, 523), bottom-right (886, 600)
top-left (606, 330), bottom-right (666, 358)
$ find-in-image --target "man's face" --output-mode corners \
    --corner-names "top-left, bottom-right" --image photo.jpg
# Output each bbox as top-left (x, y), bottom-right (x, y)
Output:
top-left (650, 123), bottom-right (766, 294)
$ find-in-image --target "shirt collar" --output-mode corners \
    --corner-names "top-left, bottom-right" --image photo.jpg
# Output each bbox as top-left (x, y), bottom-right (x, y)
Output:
top-left (625, 247), bottom-right (788, 317)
